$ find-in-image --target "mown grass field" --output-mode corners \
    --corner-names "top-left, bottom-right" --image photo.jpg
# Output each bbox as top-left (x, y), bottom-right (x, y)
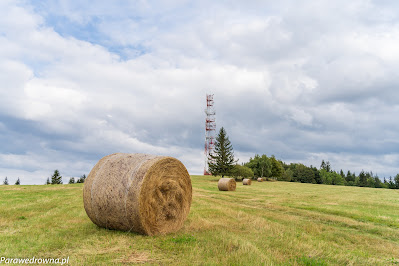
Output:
top-left (1, 175), bottom-right (399, 265)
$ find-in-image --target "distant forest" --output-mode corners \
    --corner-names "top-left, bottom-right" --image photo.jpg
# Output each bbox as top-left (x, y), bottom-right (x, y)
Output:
top-left (237, 154), bottom-right (399, 189)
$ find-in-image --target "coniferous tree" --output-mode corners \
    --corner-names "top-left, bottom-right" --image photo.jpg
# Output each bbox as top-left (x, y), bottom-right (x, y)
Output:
top-left (340, 169), bottom-right (345, 179)
top-left (388, 176), bottom-right (395, 189)
top-left (68, 177), bottom-right (75, 184)
top-left (51, 170), bottom-right (62, 184)
top-left (320, 160), bottom-right (331, 172)
top-left (363, 171), bottom-right (375, 187)
top-left (313, 167), bottom-right (322, 184)
top-left (76, 174), bottom-right (86, 183)
top-left (320, 160), bottom-right (326, 170)
top-left (346, 170), bottom-right (355, 184)
top-left (325, 161), bottom-right (331, 172)
top-left (208, 127), bottom-right (237, 177)
top-left (15, 178), bottom-right (20, 185)
top-left (346, 170), bottom-right (351, 179)
top-left (358, 171), bottom-right (367, 187)
top-left (3, 177), bottom-right (9, 185)
top-left (46, 177), bottom-right (51, 185)
top-left (394, 174), bottom-right (399, 189)
top-left (366, 175), bottom-right (375, 188)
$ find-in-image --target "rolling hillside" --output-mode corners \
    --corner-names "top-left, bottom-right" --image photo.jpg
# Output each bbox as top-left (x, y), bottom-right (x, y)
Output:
top-left (1, 176), bottom-right (398, 265)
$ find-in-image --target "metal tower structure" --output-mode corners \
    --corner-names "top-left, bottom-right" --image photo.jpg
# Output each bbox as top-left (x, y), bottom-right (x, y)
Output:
top-left (204, 94), bottom-right (216, 175)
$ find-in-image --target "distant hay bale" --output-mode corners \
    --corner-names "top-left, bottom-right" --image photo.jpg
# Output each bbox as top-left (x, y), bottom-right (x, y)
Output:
top-left (242, 179), bottom-right (251, 185)
top-left (83, 153), bottom-right (192, 236)
top-left (218, 178), bottom-right (236, 191)
top-left (257, 178), bottom-right (263, 182)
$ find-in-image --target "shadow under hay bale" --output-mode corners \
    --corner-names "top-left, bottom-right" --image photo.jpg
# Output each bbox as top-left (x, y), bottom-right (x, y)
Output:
top-left (83, 153), bottom-right (192, 236)
top-left (218, 178), bottom-right (236, 191)
top-left (243, 179), bottom-right (251, 185)
top-left (257, 178), bottom-right (263, 182)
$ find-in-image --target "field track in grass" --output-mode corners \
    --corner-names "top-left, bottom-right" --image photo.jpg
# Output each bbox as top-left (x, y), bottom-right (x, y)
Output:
top-left (0, 175), bottom-right (398, 265)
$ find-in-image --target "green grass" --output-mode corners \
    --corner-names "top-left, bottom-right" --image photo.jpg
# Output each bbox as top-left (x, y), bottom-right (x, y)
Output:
top-left (0, 176), bottom-right (398, 265)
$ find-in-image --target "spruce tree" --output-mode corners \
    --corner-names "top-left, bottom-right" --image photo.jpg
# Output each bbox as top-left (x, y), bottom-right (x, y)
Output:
top-left (346, 170), bottom-right (354, 183)
top-left (3, 177), bottom-right (8, 185)
top-left (320, 160), bottom-right (331, 172)
top-left (68, 177), bottom-right (75, 184)
top-left (320, 160), bottom-right (326, 170)
top-left (340, 169), bottom-right (345, 179)
top-left (46, 177), bottom-right (51, 185)
top-left (325, 161), bottom-right (331, 172)
top-left (358, 171), bottom-right (367, 187)
top-left (51, 170), bottom-right (63, 184)
top-left (76, 174), bottom-right (86, 183)
top-left (208, 127), bottom-right (237, 177)
top-left (15, 178), bottom-right (20, 185)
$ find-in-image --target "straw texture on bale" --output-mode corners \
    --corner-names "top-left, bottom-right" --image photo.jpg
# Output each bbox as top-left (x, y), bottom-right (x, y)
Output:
top-left (83, 153), bottom-right (192, 236)
top-left (218, 178), bottom-right (236, 191)
top-left (243, 179), bottom-right (251, 185)
top-left (257, 178), bottom-right (263, 182)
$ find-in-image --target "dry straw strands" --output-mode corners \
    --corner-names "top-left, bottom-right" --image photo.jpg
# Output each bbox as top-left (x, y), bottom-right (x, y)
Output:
top-left (83, 153), bottom-right (192, 236)
top-left (242, 179), bottom-right (251, 185)
top-left (257, 178), bottom-right (263, 182)
top-left (218, 178), bottom-right (236, 191)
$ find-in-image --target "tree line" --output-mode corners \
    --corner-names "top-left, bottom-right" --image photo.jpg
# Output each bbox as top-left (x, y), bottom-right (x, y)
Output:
top-left (208, 127), bottom-right (399, 189)
top-left (1, 170), bottom-right (86, 185)
top-left (45, 170), bottom-right (86, 184)
top-left (243, 156), bottom-right (399, 189)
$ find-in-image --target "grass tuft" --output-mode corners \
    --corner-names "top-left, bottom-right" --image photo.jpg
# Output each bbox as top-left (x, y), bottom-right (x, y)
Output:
top-left (295, 255), bottom-right (328, 266)
top-left (169, 234), bottom-right (196, 244)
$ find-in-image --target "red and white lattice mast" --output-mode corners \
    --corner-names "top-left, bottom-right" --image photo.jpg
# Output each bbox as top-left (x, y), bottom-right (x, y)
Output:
top-left (204, 94), bottom-right (216, 175)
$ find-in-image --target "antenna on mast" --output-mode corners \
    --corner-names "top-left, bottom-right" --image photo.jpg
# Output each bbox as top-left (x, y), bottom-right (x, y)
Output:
top-left (204, 94), bottom-right (216, 175)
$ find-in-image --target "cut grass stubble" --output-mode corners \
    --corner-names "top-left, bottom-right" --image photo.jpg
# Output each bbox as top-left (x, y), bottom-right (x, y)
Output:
top-left (0, 176), bottom-right (398, 265)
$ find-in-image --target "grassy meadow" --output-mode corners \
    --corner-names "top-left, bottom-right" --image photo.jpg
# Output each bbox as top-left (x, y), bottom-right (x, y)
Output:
top-left (0, 175), bottom-right (398, 265)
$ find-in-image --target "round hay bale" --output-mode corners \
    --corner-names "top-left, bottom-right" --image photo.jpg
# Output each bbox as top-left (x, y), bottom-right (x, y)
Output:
top-left (83, 153), bottom-right (192, 236)
top-left (242, 178), bottom-right (251, 185)
top-left (257, 177), bottom-right (263, 182)
top-left (218, 178), bottom-right (236, 191)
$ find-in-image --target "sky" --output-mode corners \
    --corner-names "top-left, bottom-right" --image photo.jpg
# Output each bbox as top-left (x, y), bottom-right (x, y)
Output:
top-left (1, 0), bottom-right (399, 184)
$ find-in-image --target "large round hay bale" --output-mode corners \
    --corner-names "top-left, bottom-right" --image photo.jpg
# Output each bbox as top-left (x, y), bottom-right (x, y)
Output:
top-left (243, 178), bottom-right (251, 185)
top-left (257, 177), bottom-right (263, 182)
top-left (218, 178), bottom-right (236, 191)
top-left (83, 153), bottom-right (192, 236)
